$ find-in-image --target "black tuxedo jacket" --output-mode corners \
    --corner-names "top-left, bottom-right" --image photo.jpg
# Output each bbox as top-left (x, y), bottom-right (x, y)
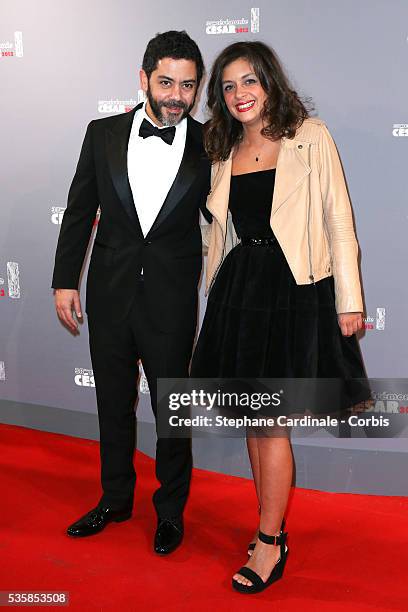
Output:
top-left (52, 103), bottom-right (211, 333)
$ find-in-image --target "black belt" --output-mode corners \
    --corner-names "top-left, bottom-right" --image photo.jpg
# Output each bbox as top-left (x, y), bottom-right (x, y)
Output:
top-left (240, 236), bottom-right (277, 246)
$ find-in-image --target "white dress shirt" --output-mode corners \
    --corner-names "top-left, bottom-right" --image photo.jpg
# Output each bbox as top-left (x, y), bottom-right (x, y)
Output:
top-left (127, 100), bottom-right (187, 238)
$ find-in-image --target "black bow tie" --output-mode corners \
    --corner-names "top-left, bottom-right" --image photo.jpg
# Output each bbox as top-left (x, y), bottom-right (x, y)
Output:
top-left (138, 118), bottom-right (176, 145)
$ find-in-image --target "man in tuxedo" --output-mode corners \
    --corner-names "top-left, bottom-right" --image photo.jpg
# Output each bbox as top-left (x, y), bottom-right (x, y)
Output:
top-left (52, 30), bottom-right (211, 554)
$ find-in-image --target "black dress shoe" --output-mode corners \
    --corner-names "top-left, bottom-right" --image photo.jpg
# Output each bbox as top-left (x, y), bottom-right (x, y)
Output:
top-left (66, 504), bottom-right (132, 537)
top-left (154, 516), bottom-right (184, 555)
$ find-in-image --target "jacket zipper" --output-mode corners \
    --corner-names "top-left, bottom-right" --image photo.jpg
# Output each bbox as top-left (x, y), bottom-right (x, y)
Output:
top-left (306, 143), bottom-right (315, 285)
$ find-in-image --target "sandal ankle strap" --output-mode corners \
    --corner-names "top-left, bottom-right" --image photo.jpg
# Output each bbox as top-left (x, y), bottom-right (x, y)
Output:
top-left (258, 530), bottom-right (287, 546)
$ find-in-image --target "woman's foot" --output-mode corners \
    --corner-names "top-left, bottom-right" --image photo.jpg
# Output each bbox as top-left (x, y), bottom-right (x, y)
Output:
top-left (234, 535), bottom-right (281, 586)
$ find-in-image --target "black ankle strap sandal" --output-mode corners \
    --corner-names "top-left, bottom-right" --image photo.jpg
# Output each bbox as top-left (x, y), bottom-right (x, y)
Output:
top-left (247, 516), bottom-right (285, 555)
top-left (233, 530), bottom-right (289, 594)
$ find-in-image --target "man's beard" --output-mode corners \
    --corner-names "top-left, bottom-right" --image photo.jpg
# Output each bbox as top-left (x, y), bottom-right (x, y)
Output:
top-left (147, 88), bottom-right (195, 126)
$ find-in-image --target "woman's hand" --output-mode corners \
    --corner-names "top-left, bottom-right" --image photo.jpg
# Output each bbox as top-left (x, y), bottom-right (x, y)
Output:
top-left (337, 312), bottom-right (363, 336)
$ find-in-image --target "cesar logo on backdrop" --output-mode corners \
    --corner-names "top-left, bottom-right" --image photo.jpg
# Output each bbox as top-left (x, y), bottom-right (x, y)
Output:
top-left (0, 31), bottom-right (23, 58)
top-left (392, 124), bottom-right (408, 137)
top-left (0, 262), bottom-right (21, 299)
top-left (97, 91), bottom-right (144, 114)
top-left (138, 363), bottom-right (150, 394)
top-left (51, 206), bottom-right (66, 225)
top-left (206, 7), bottom-right (260, 34)
top-left (74, 368), bottom-right (95, 387)
top-left (51, 206), bottom-right (100, 226)
top-left (363, 308), bottom-right (386, 331)
top-left (74, 364), bottom-right (150, 393)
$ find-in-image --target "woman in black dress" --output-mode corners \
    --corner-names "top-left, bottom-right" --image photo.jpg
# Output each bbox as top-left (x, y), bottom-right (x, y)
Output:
top-left (190, 41), bottom-right (369, 594)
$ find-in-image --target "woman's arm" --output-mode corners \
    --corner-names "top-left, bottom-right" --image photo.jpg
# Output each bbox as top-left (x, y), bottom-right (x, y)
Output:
top-left (318, 123), bottom-right (364, 334)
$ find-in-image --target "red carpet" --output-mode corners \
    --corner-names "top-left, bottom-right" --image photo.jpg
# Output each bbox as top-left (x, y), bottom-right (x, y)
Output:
top-left (1, 423), bottom-right (407, 611)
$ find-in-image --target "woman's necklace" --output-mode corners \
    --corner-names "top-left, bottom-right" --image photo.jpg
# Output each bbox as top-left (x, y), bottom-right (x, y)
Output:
top-left (255, 146), bottom-right (266, 162)
top-left (243, 137), bottom-right (281, 166)
top-left (242, 138), bottom-right (271, 164)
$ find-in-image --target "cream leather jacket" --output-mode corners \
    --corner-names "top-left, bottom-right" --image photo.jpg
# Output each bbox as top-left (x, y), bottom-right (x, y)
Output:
top-left (201, 117), bottom-right (364, 314)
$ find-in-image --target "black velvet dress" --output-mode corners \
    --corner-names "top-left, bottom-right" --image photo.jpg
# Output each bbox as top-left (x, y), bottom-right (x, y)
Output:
top-left (190, 169), bottom-right (369, 414)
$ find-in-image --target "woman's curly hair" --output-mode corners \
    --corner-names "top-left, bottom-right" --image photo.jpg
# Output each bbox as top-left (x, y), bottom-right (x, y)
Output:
top-left (204, 41), bottom-right (312, 162)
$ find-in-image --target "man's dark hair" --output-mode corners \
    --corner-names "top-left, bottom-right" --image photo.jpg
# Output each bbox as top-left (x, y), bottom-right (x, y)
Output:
top-left (142, 30), bottom-right (204, 87)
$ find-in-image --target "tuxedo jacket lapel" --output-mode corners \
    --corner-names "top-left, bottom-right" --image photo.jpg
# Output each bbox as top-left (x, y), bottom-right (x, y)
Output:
top-left (106, 107), bottom-right (202, 238)
top-left (147, 115), bottom-right (202, 236)
top-left (105, 104), bottom-right (144, 237)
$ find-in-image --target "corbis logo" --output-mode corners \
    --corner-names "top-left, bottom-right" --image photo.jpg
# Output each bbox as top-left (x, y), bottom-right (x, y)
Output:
top-left (0, 31), bottom-right (23, 58)
top-left (97, 91), bottom-right (145, 114)
top-left (0, 262), bottom-right (21, 299)
top-left (206, 7), bottom-right (259, 34)
top-left (51, 206), bottom-right (66, 225)
top-left (74, 368), bottom-right (95, 387)
top-left (363, 307), bottom-right (386, 331)
top-left (0, 361), bottom-right (5, 381)
top-left (392, 124), bottom-right (408, 137)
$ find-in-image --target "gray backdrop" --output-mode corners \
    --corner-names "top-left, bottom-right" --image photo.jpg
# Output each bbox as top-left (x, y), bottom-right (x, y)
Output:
top-left (1, 0), bottom-right (407, 495)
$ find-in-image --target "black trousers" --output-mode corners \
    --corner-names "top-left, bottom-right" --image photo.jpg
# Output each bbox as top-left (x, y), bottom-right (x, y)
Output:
top-left (87, 278), bottom-right (194, 518)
